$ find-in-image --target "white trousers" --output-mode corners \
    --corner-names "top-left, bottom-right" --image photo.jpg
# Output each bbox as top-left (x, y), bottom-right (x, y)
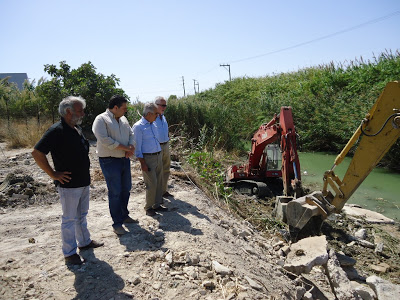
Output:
top-left (58, 186), bottom-right (91, 257)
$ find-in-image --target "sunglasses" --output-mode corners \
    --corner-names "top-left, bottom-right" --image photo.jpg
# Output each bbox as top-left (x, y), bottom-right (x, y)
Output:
top-left (157, 104), bottom-right (167, 107)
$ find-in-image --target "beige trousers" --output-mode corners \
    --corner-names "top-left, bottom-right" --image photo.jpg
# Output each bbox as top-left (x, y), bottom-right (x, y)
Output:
top-left (160, 142), bottom-right (171, 194)
top-left (142, 153), bottom-right (163, 210)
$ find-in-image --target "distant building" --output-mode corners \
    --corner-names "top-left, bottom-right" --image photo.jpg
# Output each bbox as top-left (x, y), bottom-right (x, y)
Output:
top-left (0, 73), bottom-right (28, 90)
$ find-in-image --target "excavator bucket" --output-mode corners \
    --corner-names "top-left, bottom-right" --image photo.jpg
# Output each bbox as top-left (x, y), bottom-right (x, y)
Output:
top-left (276, 81), bottom-right (400, 241)
top-left (275, 191), bottom-right (335, 241)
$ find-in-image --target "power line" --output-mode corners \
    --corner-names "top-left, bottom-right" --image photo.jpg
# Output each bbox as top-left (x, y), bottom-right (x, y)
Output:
top-left (228, 10), bottom-right (400, 64)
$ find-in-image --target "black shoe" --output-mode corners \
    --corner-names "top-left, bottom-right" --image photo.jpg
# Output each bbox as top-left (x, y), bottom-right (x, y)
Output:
top-left (146, 208), bottom-right (157, 216)
top-left (123, 216), bottom-right (139, 224)
top-left (79, 240), bottom-right (104, 250)
top-left (65, 253), bottom-right (83, 265)
top-left (154, 205), bottom-right (168, 212)
top-left (113, 226), bottom-right (127, 235)
top-left (163, 192), bottom-right (173, 197)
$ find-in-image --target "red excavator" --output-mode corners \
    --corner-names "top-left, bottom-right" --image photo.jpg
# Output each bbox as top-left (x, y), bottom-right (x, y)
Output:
top-left (226, 106), bottom-right (302, 198)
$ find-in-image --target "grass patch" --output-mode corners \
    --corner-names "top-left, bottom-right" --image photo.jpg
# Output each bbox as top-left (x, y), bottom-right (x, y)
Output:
top-left (0, 118), bottom-right (52, 149)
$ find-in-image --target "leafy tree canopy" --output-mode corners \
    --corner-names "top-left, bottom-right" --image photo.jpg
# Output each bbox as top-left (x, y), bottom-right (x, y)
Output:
top-left (36, 61), bottom-right (128, 128)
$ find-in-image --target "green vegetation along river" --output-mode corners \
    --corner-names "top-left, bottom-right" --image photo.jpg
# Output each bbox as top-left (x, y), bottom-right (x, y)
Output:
top-left (299, 152), bottom-right (400, 222)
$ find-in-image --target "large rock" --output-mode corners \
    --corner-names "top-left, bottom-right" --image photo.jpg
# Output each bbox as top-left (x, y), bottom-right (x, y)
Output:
top-left (284, 235), bottom-right (328, 274)
top-left (343, 205), bottom-right (395, 224)
top-left (326, 250), bottom-right (361, 299)
top-left (366, 275), bottom-right (400, 299)
top-left (350, 281), bottom-right (376, 300)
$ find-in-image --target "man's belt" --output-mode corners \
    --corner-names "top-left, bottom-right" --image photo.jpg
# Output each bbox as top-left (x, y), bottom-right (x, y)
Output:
top-left (143, 151), bottom-right (161, 156)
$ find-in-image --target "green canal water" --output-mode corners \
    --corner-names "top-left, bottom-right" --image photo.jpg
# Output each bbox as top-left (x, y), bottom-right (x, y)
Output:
top-left (298, 152), bottom-right (400, 222)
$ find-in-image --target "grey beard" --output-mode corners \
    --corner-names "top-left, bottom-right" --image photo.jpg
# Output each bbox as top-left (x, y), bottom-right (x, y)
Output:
top-left (72, 116), bottom-right (83, 125)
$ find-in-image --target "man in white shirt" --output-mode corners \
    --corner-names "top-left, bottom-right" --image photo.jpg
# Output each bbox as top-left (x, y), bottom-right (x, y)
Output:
top-left (92, 95), bottom-right (137, 235)
top-left (154, 96), bottom-right (173, 197)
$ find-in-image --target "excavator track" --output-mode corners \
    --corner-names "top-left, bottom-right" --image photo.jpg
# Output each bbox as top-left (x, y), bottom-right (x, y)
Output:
top-left (231, 180), bottom-right (273, 198)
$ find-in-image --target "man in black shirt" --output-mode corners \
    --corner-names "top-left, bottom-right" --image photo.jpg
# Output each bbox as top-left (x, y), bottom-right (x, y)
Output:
top-left (32, 96), bottom-right (103, 265)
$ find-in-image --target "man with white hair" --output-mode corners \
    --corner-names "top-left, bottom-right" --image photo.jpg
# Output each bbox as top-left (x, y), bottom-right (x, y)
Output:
top-left (32, 96), bottom-right (103, 266)
top-left (132, 102), bottom-right (167, 216)
top-left (154, 96), bottom-right (173, 197)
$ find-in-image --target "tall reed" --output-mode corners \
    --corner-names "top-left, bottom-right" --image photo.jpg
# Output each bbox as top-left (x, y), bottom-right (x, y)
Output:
top-left (163, 50), bottom-right (400, 170)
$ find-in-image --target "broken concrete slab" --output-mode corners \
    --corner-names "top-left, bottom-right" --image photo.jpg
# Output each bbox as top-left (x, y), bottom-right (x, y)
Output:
top-left (350, 281), bottom-right (376, 300)
top-left (301, 269), bottom-right (336, 300)
top-left (343, 205), bottom-right (395, 224)
top-left (284, 235), bottom-right (328, 275)
top-left (366, 275), bottom-right (400, 300)
top-left (326, 250), bottom-right (361, 299)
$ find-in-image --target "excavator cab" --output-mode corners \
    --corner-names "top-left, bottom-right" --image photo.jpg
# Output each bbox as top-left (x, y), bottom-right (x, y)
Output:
top-left (226, 106), bottom-right (301, 198)
top-left (265, 144), bottom-right (281, 171)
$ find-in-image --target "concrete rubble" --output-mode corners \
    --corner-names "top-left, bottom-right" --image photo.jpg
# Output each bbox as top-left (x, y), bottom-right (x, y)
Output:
top-left (283, 235), bottom-right (328, 274)
top-left (343, 204), bottom-right (395, 224)
top-left (326, 249), bottom-right (361, 299)
top-left (366, 275), bottom-right (400, 300)
top-left (350, 281), bottom-right (376, 300)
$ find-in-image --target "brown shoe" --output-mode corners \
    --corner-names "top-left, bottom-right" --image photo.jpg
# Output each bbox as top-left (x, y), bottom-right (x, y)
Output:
top-left (163, 192), bottom-right (173, 197)
top-left (146, 208), bottom-right (157, 216)
top-left (124, 216), bottom-right (139, 224)
top-left (65, 253), bottom-right (83, 265)
top-left (79, 240), bottom-right (104, 251)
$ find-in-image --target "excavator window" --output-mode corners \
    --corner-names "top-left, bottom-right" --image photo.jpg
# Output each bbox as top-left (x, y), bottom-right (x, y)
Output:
top-left (265, 144), bottom-right (281, 171)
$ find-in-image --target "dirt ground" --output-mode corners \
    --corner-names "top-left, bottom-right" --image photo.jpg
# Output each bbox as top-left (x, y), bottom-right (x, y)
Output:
top-left (0, 143), bottom-right (399, 300)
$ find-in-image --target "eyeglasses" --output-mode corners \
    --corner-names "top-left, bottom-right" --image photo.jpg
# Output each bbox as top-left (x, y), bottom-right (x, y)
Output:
top-left (157, 104), bottom-right (167, 107)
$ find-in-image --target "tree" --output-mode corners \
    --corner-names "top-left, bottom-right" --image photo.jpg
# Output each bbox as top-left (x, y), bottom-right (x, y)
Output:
top-left (0, 77), bottom-right (20, 127)
top-left (36, 77), bottom-right (63, 123)
top-left (36, 61), bottom-right (128, 128)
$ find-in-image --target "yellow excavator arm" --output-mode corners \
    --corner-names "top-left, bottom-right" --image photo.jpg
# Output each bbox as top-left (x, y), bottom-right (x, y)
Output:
top-left (326, 81), bottom-right (400, 211)
top-left (278, 81), bottom-right (400, 239)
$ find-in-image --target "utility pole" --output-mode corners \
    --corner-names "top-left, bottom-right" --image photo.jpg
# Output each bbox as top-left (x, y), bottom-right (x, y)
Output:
top-left (196, 81), bottom-right (199, 94)
top-left (193, 79), bottom-right (197, 94)
top-left (182, 76), bottom-right (186, 97)
top-left (220, 64), bottom-right (231, 81)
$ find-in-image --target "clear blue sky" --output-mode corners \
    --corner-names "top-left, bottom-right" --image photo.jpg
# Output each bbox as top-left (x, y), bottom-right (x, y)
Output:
top-left (1, 1), bottom-right (399, 103)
